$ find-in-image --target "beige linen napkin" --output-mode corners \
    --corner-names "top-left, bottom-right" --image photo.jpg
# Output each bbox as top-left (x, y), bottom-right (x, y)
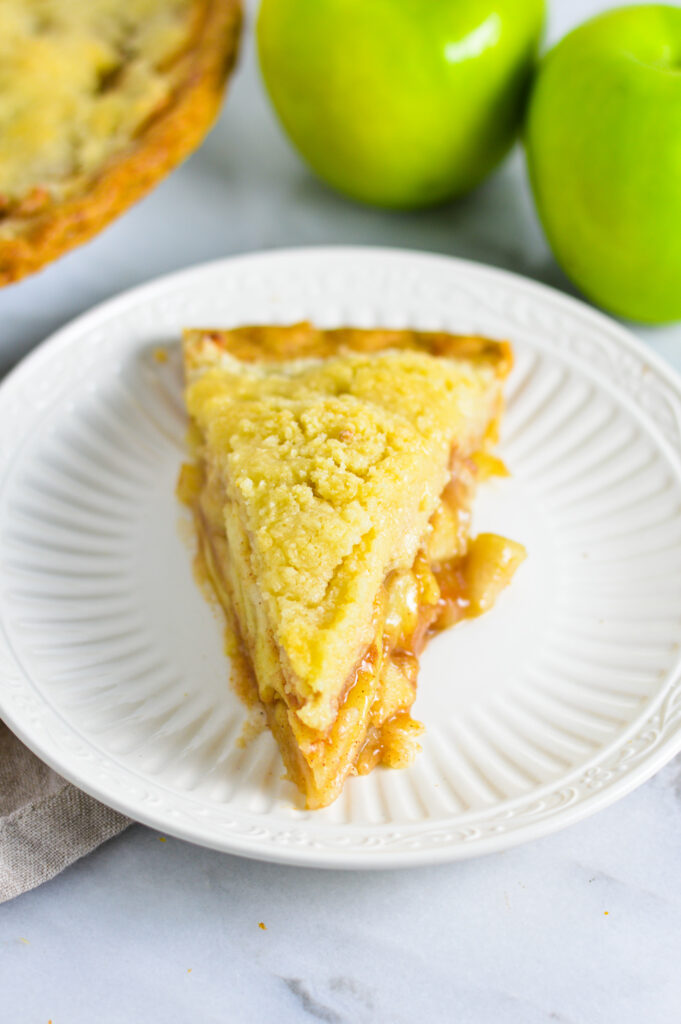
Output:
top-left (0, 722), bottom-right (130, 903)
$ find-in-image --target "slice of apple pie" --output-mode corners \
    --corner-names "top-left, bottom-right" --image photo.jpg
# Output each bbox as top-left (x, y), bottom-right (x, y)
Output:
top-left (179, 322), bottom-right (525, 808)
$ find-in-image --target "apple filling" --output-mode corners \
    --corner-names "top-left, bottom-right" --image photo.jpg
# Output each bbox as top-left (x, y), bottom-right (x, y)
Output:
top-left (179, 449), bottom-right (525, 809)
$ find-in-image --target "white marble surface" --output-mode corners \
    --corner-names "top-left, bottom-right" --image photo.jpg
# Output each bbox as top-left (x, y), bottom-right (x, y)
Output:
top-left (2, 1), bottom-right (681, 1021)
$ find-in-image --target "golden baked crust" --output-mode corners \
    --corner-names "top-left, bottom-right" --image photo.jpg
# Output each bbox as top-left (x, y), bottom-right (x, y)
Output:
top-left (183, 322), bottom-right (512, 370)
top-left (0, 0), bottom-right (242, 286)
top-left (180, 323), bottom-right (525, 808)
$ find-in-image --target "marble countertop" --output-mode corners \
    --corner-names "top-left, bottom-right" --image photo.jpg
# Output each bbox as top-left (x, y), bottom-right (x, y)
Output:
top-left (2, 1), bottom-right (681, 1021)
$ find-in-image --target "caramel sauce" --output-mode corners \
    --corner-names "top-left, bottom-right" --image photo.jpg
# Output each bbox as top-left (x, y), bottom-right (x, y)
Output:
top-left (472, 450), bottom-right (509, 480)
top-left (432, 560), bottom-right (470, 630)
top-left (356, 712), bottom-right (423, 775)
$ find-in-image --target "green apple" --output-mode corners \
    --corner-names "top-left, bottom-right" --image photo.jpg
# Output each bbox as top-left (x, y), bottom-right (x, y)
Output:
top-left (257, 0), bottom-right (545, 209)
top-left (526, 5), bottom-right (681, 324)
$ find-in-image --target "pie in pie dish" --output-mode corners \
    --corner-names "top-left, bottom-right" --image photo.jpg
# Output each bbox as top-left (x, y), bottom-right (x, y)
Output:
top-left (179, 322), bottom-right (526, 808)
top-left (0, 0), bottom-right (241, 286)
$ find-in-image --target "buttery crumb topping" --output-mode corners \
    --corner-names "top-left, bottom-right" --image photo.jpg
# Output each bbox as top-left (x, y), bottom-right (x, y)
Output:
top-left (186, 348), bottom-right (500, 700)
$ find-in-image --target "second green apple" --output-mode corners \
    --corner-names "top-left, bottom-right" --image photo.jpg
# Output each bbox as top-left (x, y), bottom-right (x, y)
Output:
top-left (525, 5), bottom-right (681, 324)
top-left (257, 0), bottom-right (545, 209)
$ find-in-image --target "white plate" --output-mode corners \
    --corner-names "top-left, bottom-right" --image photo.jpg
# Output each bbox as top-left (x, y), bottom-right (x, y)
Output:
top-left (2, 247), bottom-right (681, 869)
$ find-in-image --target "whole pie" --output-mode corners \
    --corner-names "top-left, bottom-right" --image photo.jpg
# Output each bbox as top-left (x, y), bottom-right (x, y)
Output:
top-left (179, 323), bottom-right (526, 808)
top-left (0, 0), bottom-right (242, 286)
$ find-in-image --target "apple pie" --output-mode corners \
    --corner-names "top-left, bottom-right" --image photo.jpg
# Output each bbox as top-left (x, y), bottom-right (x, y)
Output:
top-left (0, 0), bottom-right (241, 286)
top-left (179, 322), bottom-right (526, 808)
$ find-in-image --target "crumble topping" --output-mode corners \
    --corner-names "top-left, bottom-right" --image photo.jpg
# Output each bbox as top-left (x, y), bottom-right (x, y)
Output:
top-left (186, 348), bottom-right (501, 691)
